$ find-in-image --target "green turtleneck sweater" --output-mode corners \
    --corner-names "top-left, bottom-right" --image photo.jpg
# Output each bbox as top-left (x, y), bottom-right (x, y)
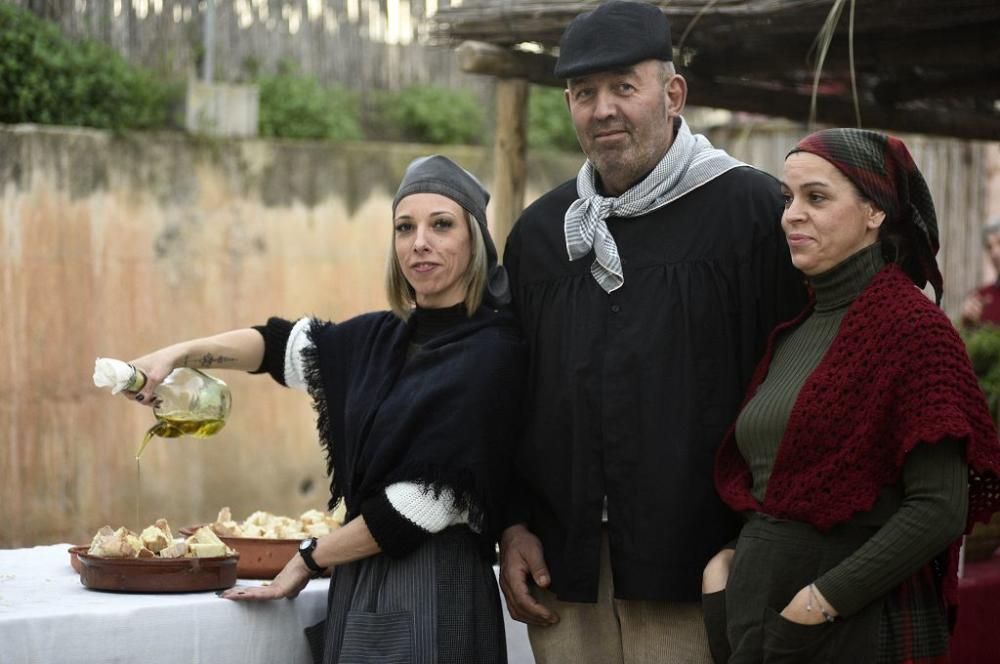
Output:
top-left (734, 242), bottom-right (968, 617)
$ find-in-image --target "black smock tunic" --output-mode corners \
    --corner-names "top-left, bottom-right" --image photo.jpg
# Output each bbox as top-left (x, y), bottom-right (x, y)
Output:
top-left (503, 167), bottom-right (806, 603)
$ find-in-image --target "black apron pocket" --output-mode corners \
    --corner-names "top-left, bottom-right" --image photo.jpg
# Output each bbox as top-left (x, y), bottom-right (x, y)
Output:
top-left (339, 610), bottom-right (414, 664)
top-left (304, 619), bottom-right (326, 664)
top-left (761, 607), bottom-right (832, 663)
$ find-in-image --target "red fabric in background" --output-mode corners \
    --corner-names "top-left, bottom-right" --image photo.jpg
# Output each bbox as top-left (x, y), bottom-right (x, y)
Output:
top-left (950, 553), bottom-right (1000, 664)
top-left (971, 283), bottom-right (1000, 326)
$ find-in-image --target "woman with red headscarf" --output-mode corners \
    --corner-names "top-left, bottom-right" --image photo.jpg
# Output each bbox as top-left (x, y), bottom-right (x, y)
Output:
top-left (703, 128), bottom-right (1000, 663)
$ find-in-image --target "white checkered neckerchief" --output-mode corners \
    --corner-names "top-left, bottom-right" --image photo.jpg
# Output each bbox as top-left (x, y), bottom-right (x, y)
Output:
top-left (564, 118), bottom-right (746, 292)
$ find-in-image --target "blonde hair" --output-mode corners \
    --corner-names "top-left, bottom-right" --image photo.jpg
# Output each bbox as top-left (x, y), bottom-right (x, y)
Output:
top-left (385, 209), bottom-right (488, 320)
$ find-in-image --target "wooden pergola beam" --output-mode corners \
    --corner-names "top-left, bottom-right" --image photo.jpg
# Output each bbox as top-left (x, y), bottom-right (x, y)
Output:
top-left (872, 71), bottom-right (1000, 106)
top-left (684, 77), bottom-right (1000, 141)
top-left (690, 23), bottom-right (1000, 75)
top-left (437, 1), bottom-right (1000, 49)
top-left (457, 41), bottom-right (1000, 141)
top-left (456, 41), bottom-right (561, 87)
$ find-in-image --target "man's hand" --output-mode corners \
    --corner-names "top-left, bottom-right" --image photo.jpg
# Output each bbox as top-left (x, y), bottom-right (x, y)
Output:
top-left (499, 524), bottom-right (559, 626)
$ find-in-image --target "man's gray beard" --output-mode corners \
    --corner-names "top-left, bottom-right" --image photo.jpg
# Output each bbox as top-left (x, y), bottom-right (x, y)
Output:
top-left (592, 151), bottom-right (651, 193)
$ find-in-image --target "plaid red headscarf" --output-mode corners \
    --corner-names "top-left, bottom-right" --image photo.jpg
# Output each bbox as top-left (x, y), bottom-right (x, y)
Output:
top-left (789, 128), bottom-right (943, 304)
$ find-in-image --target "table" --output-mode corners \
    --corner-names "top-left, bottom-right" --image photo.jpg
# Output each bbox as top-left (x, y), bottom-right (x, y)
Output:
top-left (0, 544), bottom-right (329, 664)
top-left (0, 544), bottom-right (535, 664)
top-left (950, 553), bottom-right (1000, 664)
top-left (25, 543), bottom-right (991, 664)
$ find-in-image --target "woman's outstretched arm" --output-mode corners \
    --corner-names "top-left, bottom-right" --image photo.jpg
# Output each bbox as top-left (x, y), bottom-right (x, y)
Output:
top-left (127, 328), bottom-right (265, 403)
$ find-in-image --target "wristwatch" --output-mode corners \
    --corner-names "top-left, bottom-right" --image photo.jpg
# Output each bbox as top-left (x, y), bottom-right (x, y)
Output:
top-left (298, 537), bottom-right (327, 577)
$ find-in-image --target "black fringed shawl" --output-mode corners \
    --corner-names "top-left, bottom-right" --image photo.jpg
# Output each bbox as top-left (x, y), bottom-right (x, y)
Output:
top-left (302, 306), bottom-right (526, 552)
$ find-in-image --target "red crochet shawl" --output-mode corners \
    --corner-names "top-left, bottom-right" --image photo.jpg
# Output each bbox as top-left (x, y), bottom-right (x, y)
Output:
top-left (715, 265), bottom-right (1000, 605)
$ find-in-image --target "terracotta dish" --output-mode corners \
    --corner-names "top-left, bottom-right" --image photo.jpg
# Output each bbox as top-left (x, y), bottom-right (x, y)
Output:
top-left (68, 545), bottom-right (88, 574)
top-left (76, 550), bottom-right (238, 592)
top-left (180, 525), bottom-right (311, 579)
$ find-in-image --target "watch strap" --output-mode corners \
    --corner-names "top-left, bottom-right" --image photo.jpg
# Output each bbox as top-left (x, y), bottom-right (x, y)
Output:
top-left (298, 537), bottom-right (326, 575)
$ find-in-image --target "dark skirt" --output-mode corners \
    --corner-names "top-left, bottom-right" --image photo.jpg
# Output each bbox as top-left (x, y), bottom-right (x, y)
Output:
top-left (309, 525), bottom-right (507, 664)
top-left (704, 513), bottom-right (950, 664)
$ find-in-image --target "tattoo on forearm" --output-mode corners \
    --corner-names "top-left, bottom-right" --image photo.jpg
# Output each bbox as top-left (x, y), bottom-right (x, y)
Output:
top-left (196, 353), bottom-right (237, 368)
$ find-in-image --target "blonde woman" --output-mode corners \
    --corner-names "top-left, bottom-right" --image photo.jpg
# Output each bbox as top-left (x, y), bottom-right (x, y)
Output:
top-left (123, 156), bottom-right (526, 663)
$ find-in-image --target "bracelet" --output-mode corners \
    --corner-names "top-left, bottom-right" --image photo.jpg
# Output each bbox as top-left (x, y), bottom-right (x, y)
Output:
top-left (806, 583), bottom-right (836, 623)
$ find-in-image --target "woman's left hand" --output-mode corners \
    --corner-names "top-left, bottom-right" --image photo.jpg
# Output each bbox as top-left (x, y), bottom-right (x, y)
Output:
top-left (780, 585), bottom-right (837, 625)
top-left (219, 555), bottom-right (313, 601)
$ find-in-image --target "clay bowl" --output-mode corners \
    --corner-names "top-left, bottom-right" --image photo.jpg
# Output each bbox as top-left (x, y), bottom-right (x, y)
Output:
top-left (77, 550), bottom-right (238, 593)
top-left (68, 545), bottom-right (88, 574)
top-left (180, 525), bottom-right (303, 580)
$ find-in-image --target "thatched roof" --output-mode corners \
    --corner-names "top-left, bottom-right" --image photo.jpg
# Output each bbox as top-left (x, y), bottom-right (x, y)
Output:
top-left (432, 0), bottom-right (1000, 140)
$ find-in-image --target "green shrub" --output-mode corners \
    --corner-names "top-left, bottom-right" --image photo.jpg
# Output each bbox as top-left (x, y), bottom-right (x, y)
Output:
top-left (257, 65), bottom-right (362, 141)
top-left (527, 86), bottom-right (579, 152)
top-left (377, 85), bottom-right (484, 145)
top-left (0, 4), bottom-right (178, 129)
top-left (961, 324), bottom-right (1000, 421)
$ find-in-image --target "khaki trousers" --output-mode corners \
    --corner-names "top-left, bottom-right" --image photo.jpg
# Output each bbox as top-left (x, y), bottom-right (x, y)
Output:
top-left (527, 534), bottom-right (713, 664)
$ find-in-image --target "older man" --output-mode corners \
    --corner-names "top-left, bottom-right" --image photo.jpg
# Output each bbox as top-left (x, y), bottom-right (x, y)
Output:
top-left (499, 2), bottom-right (806, 662)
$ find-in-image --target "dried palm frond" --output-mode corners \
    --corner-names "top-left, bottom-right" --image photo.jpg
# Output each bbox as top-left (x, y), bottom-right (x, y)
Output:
top-left (847, 0), bottom-right (861, 127)
top-left (676, 0), bottom-right (724, 55)
top-left (808, 0), bottom-right (861, 129)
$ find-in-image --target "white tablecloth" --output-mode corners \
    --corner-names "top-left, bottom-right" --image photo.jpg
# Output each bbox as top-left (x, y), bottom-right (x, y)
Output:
top-left (0, 544), bottom-right (328, 664)
top-left (0, 545), bottom-right (535, 664)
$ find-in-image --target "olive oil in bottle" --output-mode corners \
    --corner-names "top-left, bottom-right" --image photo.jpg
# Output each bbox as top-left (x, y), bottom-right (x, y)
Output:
top-left (132, 368), bottom-right (232, 459)
top-left (95, 359), bottom-right (233, 526)
top-left (136, 416), bottom-right (228, 458)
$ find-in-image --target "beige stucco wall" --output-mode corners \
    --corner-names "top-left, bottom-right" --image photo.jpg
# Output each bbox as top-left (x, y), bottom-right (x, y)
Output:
top-left (2, 122), bottom-right (995, 548)
top-left (0, 125), bottom-right (579, 548)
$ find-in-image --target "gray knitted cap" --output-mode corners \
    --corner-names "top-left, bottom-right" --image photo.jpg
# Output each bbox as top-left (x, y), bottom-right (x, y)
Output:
top-left (392, 155), bottom-right (510, 307)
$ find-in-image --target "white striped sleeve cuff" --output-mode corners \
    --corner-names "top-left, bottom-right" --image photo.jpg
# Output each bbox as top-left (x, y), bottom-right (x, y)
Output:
top-left (282, 316), bottom-right (313, 392)
top-left (385, 482), bottom-right (470, 532)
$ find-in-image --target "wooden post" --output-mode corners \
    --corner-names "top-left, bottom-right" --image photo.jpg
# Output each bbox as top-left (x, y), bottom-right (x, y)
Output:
top-left (454, 42), bottom-right (547, 256)
top-left (491, 78), bottom-right (529, 261)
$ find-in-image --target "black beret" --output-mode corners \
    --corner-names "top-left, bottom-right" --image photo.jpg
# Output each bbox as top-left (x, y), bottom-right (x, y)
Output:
top-left (554, 1), bottom-right (673, 79)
